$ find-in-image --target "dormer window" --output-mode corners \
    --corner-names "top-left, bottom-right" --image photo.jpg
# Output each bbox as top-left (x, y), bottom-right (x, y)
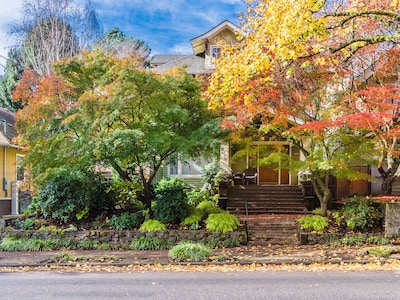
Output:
top-left (210, 45), bottom-right (221, 59)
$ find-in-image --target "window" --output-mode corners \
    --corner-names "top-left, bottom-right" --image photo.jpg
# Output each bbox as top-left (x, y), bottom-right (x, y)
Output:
top-left (169, 163), bottom-right (178, 175)
top-left (168, 157), bottom-right (212, 178)
top-left (210, 46), bottom-right (221, 59)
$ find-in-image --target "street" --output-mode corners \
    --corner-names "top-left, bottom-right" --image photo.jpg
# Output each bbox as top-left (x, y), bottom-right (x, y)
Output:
top-left (1, 270), bottom-right (400, 299)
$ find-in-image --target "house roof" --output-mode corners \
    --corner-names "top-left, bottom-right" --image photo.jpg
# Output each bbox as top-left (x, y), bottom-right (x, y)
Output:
top-left (190, 20), bottom-right (240, 56)
top-left (150, 54), bottom-right (188, 67)
top-left (153, 55), bottom-right (212, 75)
top-left (0, 108), bottom-right (19, 147)
top-left (151, 20), bottom-right (240, 75)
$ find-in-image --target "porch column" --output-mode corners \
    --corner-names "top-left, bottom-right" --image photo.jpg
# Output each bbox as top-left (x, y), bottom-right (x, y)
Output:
top-left (11, 181), bottom-right (18, 215)
top-left (220, 143), bottom-right (230, 172)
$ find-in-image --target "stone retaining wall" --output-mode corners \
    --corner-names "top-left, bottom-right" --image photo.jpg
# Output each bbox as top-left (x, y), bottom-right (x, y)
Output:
top-left (385, 203), bottom-right (400, 238)
top-left (0, 229), bottom-right (246, 245)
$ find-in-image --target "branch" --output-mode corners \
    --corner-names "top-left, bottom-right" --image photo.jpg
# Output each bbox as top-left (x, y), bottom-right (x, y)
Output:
top-left (326, 10), bottom-right (400, 29)
top-left (329, 35), bottom-right (399, 60)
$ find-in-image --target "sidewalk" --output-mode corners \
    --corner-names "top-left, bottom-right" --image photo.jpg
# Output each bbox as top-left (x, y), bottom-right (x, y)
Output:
top-left (0, 244), bottom-right (395, 267)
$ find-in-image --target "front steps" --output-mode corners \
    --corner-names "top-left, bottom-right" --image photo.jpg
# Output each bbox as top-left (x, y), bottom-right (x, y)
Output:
top-left (226, 185), bottom-right (308, 215)
top-left (241, 215), bottom-right (302, 245)
top-left (223, 185), bottom-right (308, 245)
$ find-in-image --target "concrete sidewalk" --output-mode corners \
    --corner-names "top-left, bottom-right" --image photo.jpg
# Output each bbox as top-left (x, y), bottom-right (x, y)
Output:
top-left (0, 245), bottom-right (395, 267)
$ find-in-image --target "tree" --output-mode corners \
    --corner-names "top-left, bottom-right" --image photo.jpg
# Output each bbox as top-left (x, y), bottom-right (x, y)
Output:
top-left (207, 0), bottom-right (400, 216)
top-left (14, 51), bottom-right (223, 209)
top-left (337, 48), bottom-right (400, 194)
top-left (94, 27), bottom-right (151, 61)
top-left (0, 48), bottom-right (24, 111)
top-left (8, 0), bottom-right (103, 75)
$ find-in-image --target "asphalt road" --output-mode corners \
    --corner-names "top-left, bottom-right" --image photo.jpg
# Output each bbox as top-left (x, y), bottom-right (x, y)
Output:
top-left (1, 270), bottom-right (399, 300)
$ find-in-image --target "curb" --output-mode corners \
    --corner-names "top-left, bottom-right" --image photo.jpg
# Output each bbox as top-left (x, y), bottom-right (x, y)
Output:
top-left (0, 259), bottom-right (388, 268)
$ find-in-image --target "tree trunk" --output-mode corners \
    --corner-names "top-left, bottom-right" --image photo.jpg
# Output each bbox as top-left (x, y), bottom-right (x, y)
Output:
top-left (381, 176), bottom-right (396, 195)
top-left (311, 174), bottom-right (331, 217)
top-left (319, 190), bottom-right (330, 217)
top-left (378, 166), bottom-right (400, 195)
top-left (141, 181), bottom-right (153, 210)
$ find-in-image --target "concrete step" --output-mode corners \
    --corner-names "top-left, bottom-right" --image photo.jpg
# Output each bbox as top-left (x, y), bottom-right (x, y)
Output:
top-left (242, 215), bottom-right (301, 245)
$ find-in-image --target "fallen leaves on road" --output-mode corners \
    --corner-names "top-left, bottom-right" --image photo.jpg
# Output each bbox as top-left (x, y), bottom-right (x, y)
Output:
top-left (1, 260), bottom-right (400, 273)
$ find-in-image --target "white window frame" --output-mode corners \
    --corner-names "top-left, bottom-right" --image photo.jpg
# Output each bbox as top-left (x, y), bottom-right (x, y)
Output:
top-left (167, 157), bottom-right (212, 178)
top-left (210, 45), bottom-right (221, 59)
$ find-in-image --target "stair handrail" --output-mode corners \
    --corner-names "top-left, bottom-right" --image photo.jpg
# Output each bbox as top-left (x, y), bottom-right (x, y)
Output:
top-left (245, 198), bottom-right (249, 243)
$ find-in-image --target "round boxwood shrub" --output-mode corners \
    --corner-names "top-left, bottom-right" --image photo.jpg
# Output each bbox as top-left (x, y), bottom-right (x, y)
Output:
top-left (154, 178), bottom-right (190, 224)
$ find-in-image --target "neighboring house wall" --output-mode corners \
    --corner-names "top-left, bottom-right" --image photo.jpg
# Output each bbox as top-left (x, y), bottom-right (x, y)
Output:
top-left (0, 108), bottom-right (28, 216)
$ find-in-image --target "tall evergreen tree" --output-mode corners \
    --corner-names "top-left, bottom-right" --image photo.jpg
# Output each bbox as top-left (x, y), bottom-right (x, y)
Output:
top-left (0, 48), bottom-right (24, 111)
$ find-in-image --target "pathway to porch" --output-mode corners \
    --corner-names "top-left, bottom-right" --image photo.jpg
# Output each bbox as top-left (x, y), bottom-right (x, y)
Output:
top-left (221, 185), bottom-right (311, 245)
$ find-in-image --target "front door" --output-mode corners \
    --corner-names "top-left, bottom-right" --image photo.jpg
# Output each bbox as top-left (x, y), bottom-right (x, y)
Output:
top-left (258, 144), bottom-right (290, 185)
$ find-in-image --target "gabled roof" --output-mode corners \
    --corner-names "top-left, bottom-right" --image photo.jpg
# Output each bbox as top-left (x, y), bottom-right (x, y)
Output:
top-left (154, 55), bottom-right (212, 75)
top-left (0, 108), bottom-right (19, 147)
top-left (190, 20), bottom-right (240, 55)
top-left (150, 54), bottom-right (188, 67)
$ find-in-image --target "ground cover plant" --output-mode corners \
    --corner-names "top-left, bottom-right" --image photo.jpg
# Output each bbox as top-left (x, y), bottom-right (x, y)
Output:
top-left (168, 242), bottom-right (211, 262)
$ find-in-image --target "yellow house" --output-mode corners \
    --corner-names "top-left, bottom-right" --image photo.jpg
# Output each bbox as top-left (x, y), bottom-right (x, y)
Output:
top-left (0, 108), bottom-right (27, 216)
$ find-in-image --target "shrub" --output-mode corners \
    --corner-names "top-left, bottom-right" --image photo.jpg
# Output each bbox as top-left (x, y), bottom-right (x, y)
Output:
top-left (37, 168), bottom-right (113, 223)
top-left (340, 196), bottom-right (383, 230)
top-left (15, 218), bottom-right (35, 230)
top-left (26, 196), bottom-right (42, 216)
top-left (154, 178), bottom-right (191, 224)
top-left (180, 209), bottom-right (204, 229)
top-left (196, 200), bottom-right (224, 216)
top-left (186, 190), bottom-right (211, 207)
top-left (108, 180), bottom-right (143, 211)
top-left (297, 215), bottom-right (328, 232)
top-left (168, 242), bottom-right (211, 262)
top-left (109, 211), bottom-right (146, 230)
top-left (131, 237), bottom-right (171, 250)
top-left (205, 212), bottom-right (240, 234)
top-left (139, 219), bottom-right (166, 232)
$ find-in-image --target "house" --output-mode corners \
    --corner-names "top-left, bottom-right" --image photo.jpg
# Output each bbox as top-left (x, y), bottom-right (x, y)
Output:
top-left (151, 20), bottom-right (240, 75)
top-left (155, 20), bottom-right (379, 210)
top-left (0, 108), bottom-right (29, 217)
top-left (151, 20), bottom-right (241, 188)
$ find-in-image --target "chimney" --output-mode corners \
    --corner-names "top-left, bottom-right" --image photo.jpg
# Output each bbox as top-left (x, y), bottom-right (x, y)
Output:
top-left (0, 120), bottom-right (6, 135)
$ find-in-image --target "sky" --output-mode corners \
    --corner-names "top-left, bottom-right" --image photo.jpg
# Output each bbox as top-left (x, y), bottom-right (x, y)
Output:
top-left (0, 0), bottom-right (246, 70)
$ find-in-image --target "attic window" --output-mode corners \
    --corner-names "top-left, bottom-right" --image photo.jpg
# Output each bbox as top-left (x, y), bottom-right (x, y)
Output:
top-left (210, 46), bottom-right (221, 59)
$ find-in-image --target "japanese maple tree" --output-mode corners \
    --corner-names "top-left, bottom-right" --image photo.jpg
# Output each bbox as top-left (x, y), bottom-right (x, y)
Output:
top-left (207, 0), bottom-right (400, 215)
top-left (14, 51), bottom-right (223, 209)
